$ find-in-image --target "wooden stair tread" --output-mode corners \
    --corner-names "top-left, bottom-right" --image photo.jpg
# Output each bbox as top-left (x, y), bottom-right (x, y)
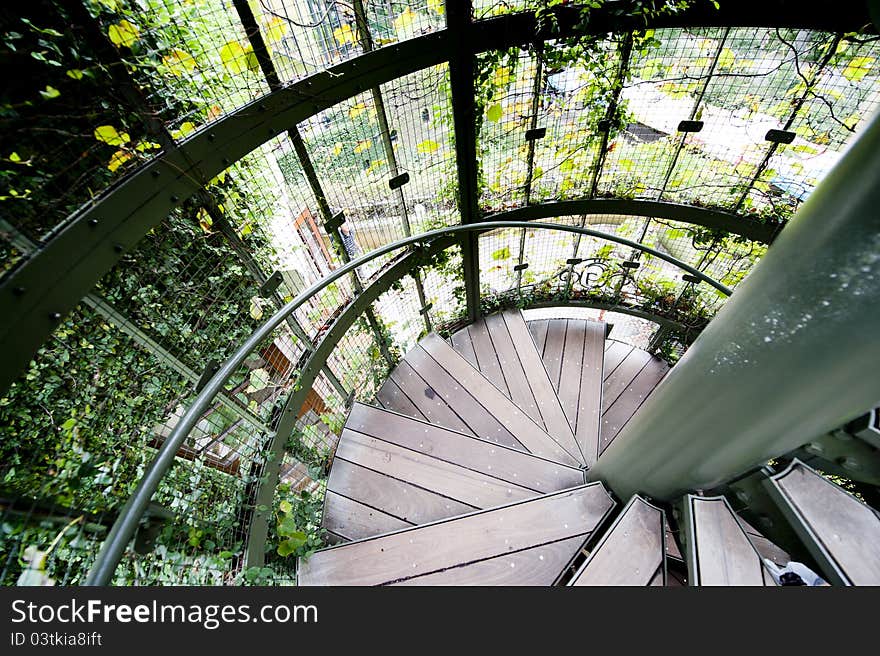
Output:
top-left (569, 495), bottom-right (666, 586)
top-left (323, 491), bottom-right (414, 542)
top-left (299, 483), bottom-right (615, 586)
top-left (600, 357), bottom-right (669, 454)
top-left (416, 334), bottom-right (581, 466)
top-left (684, 495), bottom-right (776, 586)
top-left (346, 403), bottom-right (584, 494)
top-left (450, 311), bottom-right (582, 464)
top-left (765, 459), bottom-right (880, 585)
top-left (393, 535), bottom-right (587, 586)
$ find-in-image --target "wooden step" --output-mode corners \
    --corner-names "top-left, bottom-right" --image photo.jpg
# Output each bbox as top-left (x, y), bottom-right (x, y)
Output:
top-left (764, 459), bottom-right (880, 585)
top-left (298, 483), bottom-right (616, 586)
top-left (682, 495), bottom-right (776, 586)
top-left (405, 334), bottom-right (582, 466)
top-left (449, 311), bottom-right (581, 464)
top-left (569, 495), bottom-right (666, 586)
top-left (517, 317), bottom-right (607, 466)
top-left (324, 404), bottom-right (586, 540)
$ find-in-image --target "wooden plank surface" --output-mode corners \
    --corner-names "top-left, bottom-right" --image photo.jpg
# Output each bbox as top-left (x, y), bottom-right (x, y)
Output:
top-left (557, 320), bottom-right (586, 429)
top-left (322, 491), bottom-right (413, 541)
top-left (393, 535), bottom-right (587, 586)
top-left (542, 319), bottom-right (568, 390)
top-left (770, 461), bottom-right (880, 585)
top-left (404, 344), bottom-right (524, 450)
top-left (500, 311), bottom-right (578, 457)
top-left (687, 496), bottom-right (772, 586)
top-left (467, 320), bottom-right (509, 396)
top-left (528, 318), bottom-right (549, 354)
top-left (570, 496), bottom-right (665, 586)
top-left (375, 376), bottom-right (427, 421)
top-left (299, 483), bottom-right (615, 586)
top-left (418, 335), bottom-right (581, 466)
top-left (450, 328), bottom-right (478, 369)
top-left (328, 458), bottom-right (475, 526)
top-left (601, 348), bottom-right (651, 413)
top-left (484, 312), bottom-right (542, 424)
top-left (600, 358), bottom-right (668, 453)
top-left (336, 430), bottom-right (536, 509)
top-left (347, 403), bottom-right (584, 494)
top-left (603, 341), bottom-right (634, 380)
top-left (385, 358), bottom-right (475, 436)
top-left (575, 321), bottom-right (605, 467)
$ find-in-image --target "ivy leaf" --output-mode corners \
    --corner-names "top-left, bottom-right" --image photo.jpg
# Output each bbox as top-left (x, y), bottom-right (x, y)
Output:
top-left (393, 8), bottom-right (416, 32)
top-left (94, 125), bottom-right (129, 146)
top-left (279, 500), bottom-right (292, 514)
top-left (353, 139), bottom-right (372, 153)
top-left (39, 85), bottom-right (60, 100)
top-left (717, 47), bottom-right (735, 70)
top-left (277, 534), bottom-right (306, 557)
top-left (333, 24), bottom-right (355, 45)
top-left (219, 41), bottom-right (258, 74)
top-left (842, 56), bottom-right (875, 83)
top-left (107, 149), bottom-right (133, 173)
top-left (163, 48), bottom-right (196, 76)
top-left (248, 368), bottom-right (270, 392)
top-left (171, 121), bottom-right (196, 140)
top-left (492, 246), bottom-right (511, 260)
top-left (416, 139), bottom-right (440, 153)
top-left (263, 16), bottom-right (288, 43)
top-left (277, 514), bottom-right (299, 537)
top-left (249, 297), bottom-right (263, 321)
top-left (493, 66), bottom-right (511, 87)
top-left (331, 142), bottom-right (343, 156)
top-left (486, 103), bottom-right (502, 122)
top-left (108, 20), bottom-right (139, 49)
top-left (66, 69), bottom-right (84, 80)
top-left (428, 0), bottom-right (445, 15)
top-left (9, 152), bottom-right (21, 163)
top-left (348, 102), bottom-right (367, 119)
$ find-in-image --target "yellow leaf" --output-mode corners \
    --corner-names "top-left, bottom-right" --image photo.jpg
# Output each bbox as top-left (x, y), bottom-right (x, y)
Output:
top-left (9, 152), bottom-right (21, 163)
top-left (66, 69), bottom-right (84, 80)
top-left (365, 159), bottom-right (386, 175)
top-left (171, 121), bottom-right (196, 140)
top-left (94, 125), bottom-right (129, 146)
top-left (163, 48), bottom-right (196, 76)
top-left (249, 297), bottom-right (263, 321)
top-left (134, 141), bottom-right (161, 152)
top-left (219, 41), bottom-right (257, 74)
top-left (348, 102), bottom-right (367, 119)
top-left (210, 170), bottom-right (227, 185)
top-left (197, 208), bottom-right (213, 233)
top-left (331, 142), bottom-right (343, 156)
top-left (416, 139), bottom-right (440, 153)
top-left (428, 0), bottom-right (445, 15)
top-left (239, 222), bottom-right (253, 237)
top-left (486, 103), bottom-right (502, 122)
top-left (493, 66), bottom-right (511, 87)
top-left (107, 149), bottom-right (133, 172)
top-left (353, 139), bottom-right (372, 153)
top-left (393, 8), bottom-right (416, 32)
top-left (263, 16), bottom-right (288, 43)
top-left (843, 56), bottom-right (875, 83)
top-left (108, 20), bottom-right (139, 49)
top-left (333, 24), bottom-right (355, 45)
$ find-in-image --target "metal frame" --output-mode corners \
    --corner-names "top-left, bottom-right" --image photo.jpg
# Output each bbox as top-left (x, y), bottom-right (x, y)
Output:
top-left (83, 220), bottom-right (729, 584)
top-left (1, 1), bottom-right (860, 393)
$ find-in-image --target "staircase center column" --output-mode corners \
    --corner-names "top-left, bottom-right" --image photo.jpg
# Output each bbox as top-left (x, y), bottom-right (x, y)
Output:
top-left (590, 113), bottom-right (880, 502)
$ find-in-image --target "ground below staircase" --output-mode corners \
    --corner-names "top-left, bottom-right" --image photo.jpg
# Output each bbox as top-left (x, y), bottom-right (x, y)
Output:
top-left (298, 310), bottom-right (880, 586)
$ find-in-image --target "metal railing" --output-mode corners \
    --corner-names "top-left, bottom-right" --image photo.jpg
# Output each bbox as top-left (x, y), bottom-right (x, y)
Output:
top-left (84, 220), bottom-right (730, 584)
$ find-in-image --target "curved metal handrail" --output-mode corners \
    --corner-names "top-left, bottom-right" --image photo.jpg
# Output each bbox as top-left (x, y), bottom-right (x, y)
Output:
top-left (84, 220), bottom-right (731, 585)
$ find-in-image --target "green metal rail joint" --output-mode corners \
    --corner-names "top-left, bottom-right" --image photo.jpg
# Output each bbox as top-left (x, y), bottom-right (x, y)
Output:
top-left (83, 220), bottom-right (730, 585)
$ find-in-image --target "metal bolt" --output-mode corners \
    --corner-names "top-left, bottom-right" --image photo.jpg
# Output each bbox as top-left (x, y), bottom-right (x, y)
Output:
top-left (13, 286), bottom-right (25, 296)
top-left (88, 218), bottom-right (99, 227)
top-left (208, 133), bottom-right (216, 141)
top-left (170, 195), bottom-right (179, 203)
top-left (49, 312), bottom-right (61, 320)
top-left (114, 244), bottom-right (124, 253)
top-left (151, 169), bottom-right (160, 178)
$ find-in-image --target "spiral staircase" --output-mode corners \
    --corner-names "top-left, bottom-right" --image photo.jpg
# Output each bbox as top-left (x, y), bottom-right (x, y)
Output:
top-left (297, 310), bottom-right (880, 585)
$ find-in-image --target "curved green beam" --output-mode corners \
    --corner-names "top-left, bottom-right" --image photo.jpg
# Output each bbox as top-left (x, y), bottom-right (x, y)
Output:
top-left (85, 220), bottom-right (729, 584)
top-left (486, 199), bottom-right (778, 245)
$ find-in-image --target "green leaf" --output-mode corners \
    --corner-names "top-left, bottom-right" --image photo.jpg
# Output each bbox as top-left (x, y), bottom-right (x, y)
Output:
top-left (94, 125), bottom-right (129, 146)
top-left (9, 152), bottom-right (21, 163)
top-left (66, 69), bottom-right (84, 80)
top-left (491, 246), bottom-right (511, 260)
top-left (108, 20), bottom-right (139, 49)
top-left (263, 16), bottom-right (288, 43)
top-left (61, 418), bottom-right (77, 431)
top-left (277, 514), bottom-right (298, 537)
top-left (248, 368), bottom-right (270, 391)
top-left (416, 139), bottom-right (440, 154)
top-left (842, 56), bottom-right (875, 83)
top-left (38, 85), bottom-right (60, 100)
top-left (279, 500), bottom-right (292, 514)
top-left (486, 103), bottom-right (502, 123)
top-left (277, 534), bottom-right (307, 557)
top-left (717, 47), bottom-right (735, 71)
top-left (219, 41), bottom-right (258, 74)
